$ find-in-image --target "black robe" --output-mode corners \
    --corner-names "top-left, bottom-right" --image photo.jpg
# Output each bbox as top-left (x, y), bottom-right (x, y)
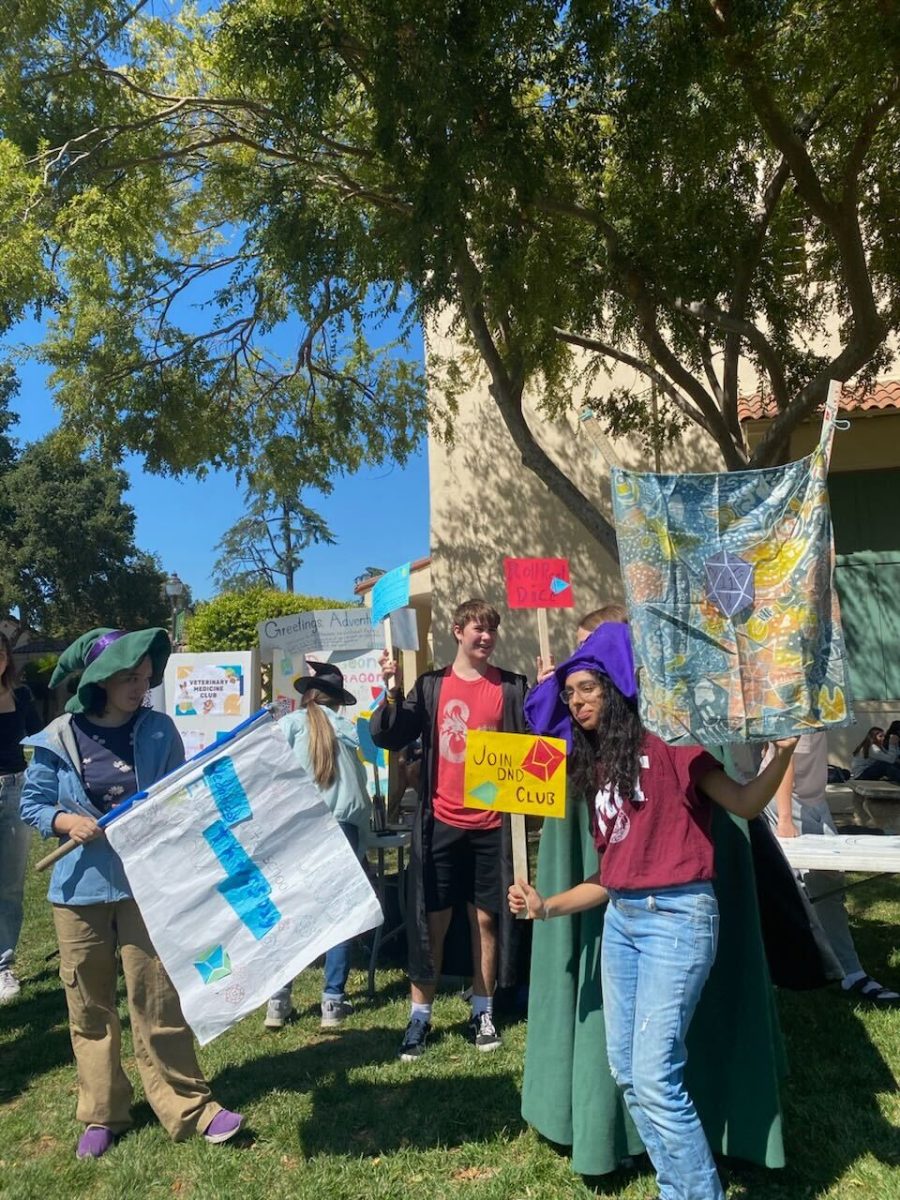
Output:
top-left (370, 666), bottom-right (529, 986)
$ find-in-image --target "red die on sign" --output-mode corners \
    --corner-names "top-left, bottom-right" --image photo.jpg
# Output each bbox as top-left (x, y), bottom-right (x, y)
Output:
top-left (521, 738), bottom-right (566, 782)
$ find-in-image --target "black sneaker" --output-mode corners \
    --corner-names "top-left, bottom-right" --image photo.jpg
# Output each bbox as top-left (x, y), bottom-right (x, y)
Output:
top-left (398, 1017), bottom-right (431, 1061)
top-left (469, 1011), bottom-right (501, 1052)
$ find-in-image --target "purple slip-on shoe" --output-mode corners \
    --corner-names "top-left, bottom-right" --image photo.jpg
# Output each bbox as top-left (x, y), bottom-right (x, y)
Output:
top-left (203, 1109), bottom-right (244, 1144)
top-left (76, 1125), bottom-right (116, 1159)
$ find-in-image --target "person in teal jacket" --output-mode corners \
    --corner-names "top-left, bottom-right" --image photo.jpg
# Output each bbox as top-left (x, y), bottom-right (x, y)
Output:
top-left (20, 627), bottom-right (243, 1159)
top-left (265, 660), bottom-right (372, 1030)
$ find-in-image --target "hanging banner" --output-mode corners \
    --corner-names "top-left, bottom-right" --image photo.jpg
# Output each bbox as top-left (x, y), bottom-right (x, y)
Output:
top-left (464, 731), bottom-right (567, 818)
top-left (504, 557), bottom-right (574, 609)
top-left (105, 717), bottom-right (383, 1044)
top-left (612, 382), bottom-right (853, 743)
top-left (370, 564), bottom-right (411, 626)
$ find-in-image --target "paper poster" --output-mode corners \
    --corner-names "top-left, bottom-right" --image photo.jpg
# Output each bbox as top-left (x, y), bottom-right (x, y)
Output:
top-left (464, 731), bottom-right (567, 818)
top-left (370, 563), bottom-right (411, 626)
top-left (271, 649), bottom-right (386, 776)
top-left (389, 606), bottom-right (420, 651)
top-left (175, 663), bottom-right (245, 717)
top-left (504, 557), bottom-right (574, 609)
top-left (164, 652), bottom-right (260, 758)
top-left (257, 608), bottom-right (384, 659)
top-left (105, 716), bottom-right (383, 1044)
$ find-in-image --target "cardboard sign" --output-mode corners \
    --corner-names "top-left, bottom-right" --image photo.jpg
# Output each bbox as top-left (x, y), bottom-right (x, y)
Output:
top-left (504, 557), bottom-right (574, 609)
top-left (371, 563), bottom-right (411, 625)
top-left (389, 606), bottom-right (419, 651)
top-left (464, 731), bottom-right (567, 818)
top-left (258, 608), bottom-right (383, 658)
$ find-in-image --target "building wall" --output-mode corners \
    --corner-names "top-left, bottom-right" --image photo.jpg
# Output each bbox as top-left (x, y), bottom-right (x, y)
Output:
top-left (428, 321), bottom-right (747, 673)
top-left (427, 321), bottom-right (900, 767)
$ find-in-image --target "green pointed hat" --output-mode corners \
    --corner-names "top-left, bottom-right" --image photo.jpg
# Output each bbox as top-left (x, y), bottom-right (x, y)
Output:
top-left (49, 627), bottom-right (172, 714)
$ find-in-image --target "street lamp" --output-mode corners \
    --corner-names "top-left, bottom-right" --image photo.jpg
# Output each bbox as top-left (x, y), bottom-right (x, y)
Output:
top-left (164, 572), bottom-right (185, 644)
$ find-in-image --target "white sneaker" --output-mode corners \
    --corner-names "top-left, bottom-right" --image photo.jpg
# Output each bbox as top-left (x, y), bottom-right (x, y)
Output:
top-left (264, 995), bottom-right (293, 1029)
top-left (0, 968), bottom-right (21, 1004)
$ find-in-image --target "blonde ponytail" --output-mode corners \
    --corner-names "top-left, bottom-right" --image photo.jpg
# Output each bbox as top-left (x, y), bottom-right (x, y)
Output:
top-left (301, 689), bottom-right (338, 788)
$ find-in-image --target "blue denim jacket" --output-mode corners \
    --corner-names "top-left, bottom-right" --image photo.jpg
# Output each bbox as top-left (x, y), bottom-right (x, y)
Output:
top-left (20, 710), bottom-right (185, 905)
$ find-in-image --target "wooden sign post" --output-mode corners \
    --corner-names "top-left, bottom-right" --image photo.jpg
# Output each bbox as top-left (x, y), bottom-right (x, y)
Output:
top-left (502, 557), bottom-right (574, 908)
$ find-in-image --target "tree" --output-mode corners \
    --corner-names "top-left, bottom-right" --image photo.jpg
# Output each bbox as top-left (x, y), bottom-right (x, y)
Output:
top-left (1, 2), bottom-right (898, 558)
top-left (186, 586), bottom-right (353, 651)
top-left (213, 484), bottom-right (336, 593)
top-left (0, 435), bottom-right (169, 638)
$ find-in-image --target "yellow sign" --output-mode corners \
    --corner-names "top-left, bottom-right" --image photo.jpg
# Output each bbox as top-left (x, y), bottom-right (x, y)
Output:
top-left (464, 731), bottom-right (567, 819)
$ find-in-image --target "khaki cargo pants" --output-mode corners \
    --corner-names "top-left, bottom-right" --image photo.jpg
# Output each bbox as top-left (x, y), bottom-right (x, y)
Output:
top-left (53, 900), bottom-right (221, 1139)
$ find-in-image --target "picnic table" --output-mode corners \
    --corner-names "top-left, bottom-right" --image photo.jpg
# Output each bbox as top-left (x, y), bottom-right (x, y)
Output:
top-left (778, 833), bottom-right (900, 874)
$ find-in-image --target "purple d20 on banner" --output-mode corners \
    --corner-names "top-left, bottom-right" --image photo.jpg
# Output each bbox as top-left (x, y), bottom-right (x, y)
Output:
top-left (704, 549), bottom-right (755, 618)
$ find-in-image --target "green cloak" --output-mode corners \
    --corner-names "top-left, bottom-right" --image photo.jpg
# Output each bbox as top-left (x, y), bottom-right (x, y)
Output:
top-left (520, 800), bottom-right (787, 1176)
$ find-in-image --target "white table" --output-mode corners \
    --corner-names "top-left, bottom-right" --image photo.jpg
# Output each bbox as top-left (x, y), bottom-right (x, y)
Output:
top-left (778, 833), bottom-right (900, 873)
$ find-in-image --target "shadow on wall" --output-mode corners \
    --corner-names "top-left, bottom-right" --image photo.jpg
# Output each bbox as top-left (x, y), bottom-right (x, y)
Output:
top-left (429, 389), bottom-right (722, 676)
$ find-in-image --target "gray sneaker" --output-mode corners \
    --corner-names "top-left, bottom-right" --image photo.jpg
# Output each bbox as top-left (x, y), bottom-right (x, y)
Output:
top-left (0, 968), bottom-right (20, 1005)
top-left (320, 997), bottom-right (353, 1028)
top-left (264, 994), bottom-right (293, 1029)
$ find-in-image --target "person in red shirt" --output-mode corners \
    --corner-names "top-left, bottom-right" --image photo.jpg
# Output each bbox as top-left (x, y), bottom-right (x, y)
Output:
top-left (510, 623), bottom-right (797, 1200)
top-left (371, 599), bottom-right (527, 1061)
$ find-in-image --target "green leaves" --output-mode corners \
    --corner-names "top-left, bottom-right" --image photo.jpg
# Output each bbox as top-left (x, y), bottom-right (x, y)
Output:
top-left (0, 435), bottom-right (169, 636)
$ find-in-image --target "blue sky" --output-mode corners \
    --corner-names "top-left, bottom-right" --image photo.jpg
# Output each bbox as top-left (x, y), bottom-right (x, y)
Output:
top-left (10, 325), bottom-right (430, 604)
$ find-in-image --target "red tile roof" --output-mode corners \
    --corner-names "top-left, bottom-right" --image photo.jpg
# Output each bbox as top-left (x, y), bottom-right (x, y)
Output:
top-left (739, 379), bottom-right (900, 422)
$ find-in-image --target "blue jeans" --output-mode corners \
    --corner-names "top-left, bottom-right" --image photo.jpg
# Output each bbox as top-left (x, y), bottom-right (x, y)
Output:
top-left (602, 882), bottom-right (723, 1200)
top-left (0, 774), bottom-right (30, 970)
top-left (271, 821), bottom-right (361, 1003)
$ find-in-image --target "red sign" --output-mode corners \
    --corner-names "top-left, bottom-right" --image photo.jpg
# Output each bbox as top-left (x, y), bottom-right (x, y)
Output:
top-left (503, 557), bottom-right (574, 609)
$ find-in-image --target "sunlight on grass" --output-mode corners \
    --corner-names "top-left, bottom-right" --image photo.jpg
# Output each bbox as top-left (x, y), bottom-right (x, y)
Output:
top-left (2, 846), bottom-right (899, 1199)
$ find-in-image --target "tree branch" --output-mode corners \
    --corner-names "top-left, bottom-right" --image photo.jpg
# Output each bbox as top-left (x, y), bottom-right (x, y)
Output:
top-left (455, 249), bottom-right (621, 561)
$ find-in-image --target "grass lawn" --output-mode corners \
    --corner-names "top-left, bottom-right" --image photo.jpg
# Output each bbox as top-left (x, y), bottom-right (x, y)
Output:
top-left (2, 842), bottom-right (899, 1200)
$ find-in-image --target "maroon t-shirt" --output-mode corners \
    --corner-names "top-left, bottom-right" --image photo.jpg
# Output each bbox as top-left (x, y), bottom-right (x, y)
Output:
top-left (592, 732), bottom-right (721, 891)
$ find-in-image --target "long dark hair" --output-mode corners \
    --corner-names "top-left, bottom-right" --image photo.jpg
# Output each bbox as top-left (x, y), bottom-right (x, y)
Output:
top-left (568, 672), bottom-right (645, 801)
top-left (852, 726), bottom-right (884, 758)
top-left (0, 632), bottom-right (16, 691)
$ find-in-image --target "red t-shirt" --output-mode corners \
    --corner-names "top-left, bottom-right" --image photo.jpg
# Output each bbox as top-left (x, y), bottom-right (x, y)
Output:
top-left (592, 733), bottom-right (721, 890)
top-left (432, 667), bottom-right (504, 830)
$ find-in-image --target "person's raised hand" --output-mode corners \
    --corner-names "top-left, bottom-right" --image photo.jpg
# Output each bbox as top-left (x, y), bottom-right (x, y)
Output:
top-left (772, 736), bottom-right (800, 752)
top-left (378, 649), bottom-right (398, 687)
top-left (535, 653), bottom-right (556, 684)
top-left (508, 878), bottom-right (546, 920)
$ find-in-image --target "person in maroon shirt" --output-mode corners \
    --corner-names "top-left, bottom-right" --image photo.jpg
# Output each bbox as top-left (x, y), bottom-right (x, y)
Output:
top-left (510, 623), bottom-right (797, 1200)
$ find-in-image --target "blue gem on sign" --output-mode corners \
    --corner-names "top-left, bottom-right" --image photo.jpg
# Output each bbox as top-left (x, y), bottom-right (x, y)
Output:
top-left (704, 550), bottom-right (755, 618)
top-left (469, 781), bottom-right (500, 806)
top-left (194, 944), bottom-right (233, 985)
top-left (549, 576), bottom-right (570, 595)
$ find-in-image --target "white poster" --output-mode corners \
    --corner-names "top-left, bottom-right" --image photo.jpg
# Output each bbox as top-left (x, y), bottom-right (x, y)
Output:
top-left (257, 608), bottom-right (385, 659)
top-left (164, 651), bottom-right (260, 756)
top-left (105, 716), bottom-right (383, 1044)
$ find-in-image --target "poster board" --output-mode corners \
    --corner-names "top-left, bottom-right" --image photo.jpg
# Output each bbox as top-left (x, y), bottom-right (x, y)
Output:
top-left (164, 651), bottom-right (260, 759)
top-left (258, 608), bottom-right (383, 658)
top-left (464, 731), bottom-right (567, 819)
top-left (105, 716), bottom-right (383, 1043)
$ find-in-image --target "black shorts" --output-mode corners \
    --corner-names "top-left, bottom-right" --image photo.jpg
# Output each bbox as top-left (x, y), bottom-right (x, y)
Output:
top-left (423, 818), bottom-right (503, 914)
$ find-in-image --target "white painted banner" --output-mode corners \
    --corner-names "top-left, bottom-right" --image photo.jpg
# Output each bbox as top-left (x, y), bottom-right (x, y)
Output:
top-left (105, 715), bottom-right (383, 1044)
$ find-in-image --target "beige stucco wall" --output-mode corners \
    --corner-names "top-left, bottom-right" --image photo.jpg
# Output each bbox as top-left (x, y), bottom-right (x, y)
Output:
top-left (426, 317), bottom-right (900, 772)
top-left (427, 321), bottom-right (730, 674)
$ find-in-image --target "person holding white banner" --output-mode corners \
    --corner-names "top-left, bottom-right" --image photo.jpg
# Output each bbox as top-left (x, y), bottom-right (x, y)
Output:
top-left (20, 628), bottom-right (243, 1159)
top-left (265, 661), bottom-right (372, 1030)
